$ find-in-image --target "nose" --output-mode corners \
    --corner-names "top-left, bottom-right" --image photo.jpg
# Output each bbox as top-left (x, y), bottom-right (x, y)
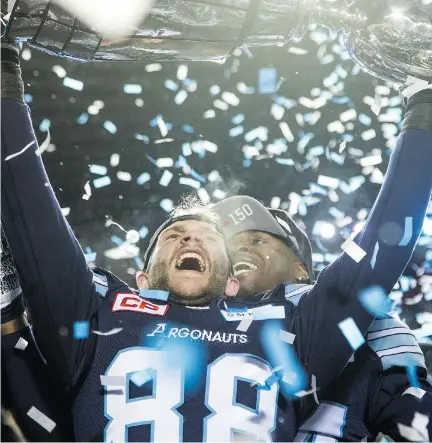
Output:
top-left (180, 233), bottom-right (203, 245)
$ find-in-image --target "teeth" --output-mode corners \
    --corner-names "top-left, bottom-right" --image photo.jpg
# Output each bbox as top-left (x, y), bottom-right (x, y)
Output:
top-left (176, 252), bottom-right (206, 272)
top-left (233, 261), bottom-right (258, 277)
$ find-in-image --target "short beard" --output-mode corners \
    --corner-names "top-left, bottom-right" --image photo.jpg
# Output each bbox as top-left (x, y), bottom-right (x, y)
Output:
top-left (147, 259), bottom-right (230, 305)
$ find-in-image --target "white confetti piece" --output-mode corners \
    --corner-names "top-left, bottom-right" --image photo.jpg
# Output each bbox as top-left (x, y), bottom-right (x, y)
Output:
top-left (82, 181), bottom-right (91, 200)
top-left (177, 65), bottom-right (188, 81)
top-left (156, 157), bottom-right (173, 168)
top-left (361, 129), bottom-right (376, 141)
top-left (341, 237), bottom-right (367, 263)
top-left (174, 90), bottom-right (188, 105)
top-left (110, 154), bottom-right (120, 167)
top-left (397, 412), bottom-right (429, 442)
top-left (52, 65), bottom-right (66, 78)
top-left (15, 337), bottom-right (28, 350)
top-left (222, 92), bottom-right (240, 106)
top-left (279, 329), bottom-right (295, 344)
top-left (100, 375), bottom-right (125, 387)
top-left (93, 328), bottom-right (123, 336)
top-left (402, 386), bottom-right (426, 399)
top-left (145, 63), bottom-right (162, 72)
top-left (27, 406), bottom-right (56, 433)
top-left (338, 317), bottom-right (365, 350)
top-left (117, 171), bottom-right (132, 182)
top-left (61, 207), bottom-right (70, 217)
top-left (159, 170), bottom-right (173, 187)
top-left (179, 177), bottom-right (200, 189)
top-left (359, 154), bottom-right (382, 167)
top-left (317, 175), bottom-right (339, 188)
top-left (5, 141), bottom-right (35, 161)
top-left (62, 77), bottom-right (83, 91)
top-left (35, 128), bottom-right (51, 157)
top-left (237, 317), bottom-right (253, 332)
top-left (104, 121), bottom-right (117, 134)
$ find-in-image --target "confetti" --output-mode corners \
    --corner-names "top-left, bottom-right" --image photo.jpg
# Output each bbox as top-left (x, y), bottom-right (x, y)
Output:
top-left (279, 329), bottom-right (296, 344)
top-left (159, 170), bottom-right (173, 187)
top-left (402, 386), bottom-right (426, 399)
top-left (27, 407), bottom-right (56, 433)
top-left (237, 317), bottom-right (253, 332)
top-left (62, 77), bottom-right (83, 91)
top-left (341, 237), bottom-right (367, 263)
top-left (15, 337), bottom-right (28, 350)
top-left (399, 217), bottom-right (413, 246)
top-left (123, 84), bottom-right (142, 94)
top-left (73, 321), bottom-right (89, 340)
top-left (104, 121), bottom-right (117, 134)
top-left (100, 375), bottom-right (125, 386)
top-left (93, 176), bottom-right (111, 188)
top-left (82, 181), bottom-right (91, 200)
top-left (338, 317), bottom-right (365, 350)
top-left (258, 68), bottom-right (277, 94)
top-left (359, 286), bottom-right (392, 316)
top-left (130, 369), bottom-right (154, 387)
top-left (139, 289), bottom-right (169, 301)
top-left (397, 413), bottom-right (430, 442)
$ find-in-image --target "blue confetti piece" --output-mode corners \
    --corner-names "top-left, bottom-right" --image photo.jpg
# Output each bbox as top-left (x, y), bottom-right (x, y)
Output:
top-left (89, 164), bottom-right (108, 175)
top-left (63, 77), bottom-right (83, 91)
top-left (165, 80), bottom-right (179, 91)
top-left (258, 68), bottom-right (277, 94)
top-left (77, 113), bottom-right (89, 125)
top-left (226, 307), bottom-right (249, 313)
top-left (104, 121), bottom-right (117, 134)
top-left (139, 289), bottom-right (169, 301)
top-left (130, 368), bottom-right (154, 387)
top-left (93, 176), bottom-right (111, 188)
top-left (188, 169), bottom-right (207, 184)
top-left (331, 96), bottom-right (350, 104)
top-left (123, 84), bottom-right (142, 94)
top-left (370, 242), bottom-right (379, 269)
top-left (359, 113), bottom-right (372, 126)
top-left (111, 235), bottom-right (123, 246)
top-left (243, 159), bottom-right (251, 168)
top-left (73, 321), bottom-right (89, 339)
top-left (149, 114), bottom-right (162, 127)
top-left (260, 321), bottom-right (306, 397)
top-left (137, 172), bottom-right (151, 185)
top-left (338, 317), bottom-right (365, 350)
top-left (146, 155), bottom-right (158, 167)
top-left (259, 373), bottom-right (279, 390)
top-left (399, 217), bottom-right (413, 246)
top-left (231, 114), bottom-right (245, 124)
top-left (39, 118), bottom-right (51, 132)
top-left (134, 133), bottom-right (150, 143)
top-left (406, 356), bottom-right (420, 388)
top-left (24, 94), bottom-right (33, 103)
top-left (359, 286), bottom-right (392, 316)
top-left (183, 124), bottom-right (194, 133)
top-left (134, 256), bottom-right (145, 270)
top-left (229, 126), bottom-right (244, 137)
top-left (85, 252), bottom-right (97, 263)
top-left (138, 225), bottom-right (149, 238)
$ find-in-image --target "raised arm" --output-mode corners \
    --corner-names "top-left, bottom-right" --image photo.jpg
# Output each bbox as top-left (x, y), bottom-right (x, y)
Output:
top-left (1, 44), bottom-right (99, 382)
top-left (317, 89), bottom-right (432, 305)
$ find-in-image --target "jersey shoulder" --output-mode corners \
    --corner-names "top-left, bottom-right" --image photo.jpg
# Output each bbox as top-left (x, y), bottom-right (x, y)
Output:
top-left (366, 314), bottom-right (425, 370)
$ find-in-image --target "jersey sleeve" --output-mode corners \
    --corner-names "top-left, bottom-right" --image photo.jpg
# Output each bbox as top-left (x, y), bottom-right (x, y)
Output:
top-left (366, 316), bottom-right (432, 441)
top-left (1, 98), bottom-right (100, 382)
top-left (292, 127), bottom-right (432, 413)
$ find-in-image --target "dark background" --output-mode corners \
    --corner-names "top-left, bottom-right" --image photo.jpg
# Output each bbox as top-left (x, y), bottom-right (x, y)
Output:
top-left (18, 26), bottom-right (431, 347)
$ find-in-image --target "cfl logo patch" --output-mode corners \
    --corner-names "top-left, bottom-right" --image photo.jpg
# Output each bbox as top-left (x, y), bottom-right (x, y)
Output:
top-left (112, 293), bottom-right (169, 316)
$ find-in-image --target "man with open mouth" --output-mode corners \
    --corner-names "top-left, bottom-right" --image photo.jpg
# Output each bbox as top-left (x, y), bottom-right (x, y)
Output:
top-left (214, 84), bottom-right (432, 441)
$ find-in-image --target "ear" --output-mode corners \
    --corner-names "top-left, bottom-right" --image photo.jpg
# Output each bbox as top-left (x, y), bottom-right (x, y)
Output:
top-left (136, 271), bottom-right (151, 290)
top-left (225, 276), bottom-right (240, 297)
top-left (295, 263), bottom-right (309, 282)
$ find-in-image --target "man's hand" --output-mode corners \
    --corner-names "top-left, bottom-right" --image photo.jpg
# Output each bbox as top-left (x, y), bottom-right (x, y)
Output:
top-left (400, 76), bottom-right (432, 105)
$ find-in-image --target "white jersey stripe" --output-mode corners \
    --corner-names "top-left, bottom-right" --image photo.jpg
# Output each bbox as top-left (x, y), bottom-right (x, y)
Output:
top-left (376, 345), bottom-right (423, 358)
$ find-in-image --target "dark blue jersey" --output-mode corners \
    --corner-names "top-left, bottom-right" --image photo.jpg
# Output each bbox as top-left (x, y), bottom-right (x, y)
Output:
top-left (293, 310), bottom-right (432, 442)
top-left (1, 98), bottom-right (432, 441)
top-left (1, 228), bottom-right (74, 441)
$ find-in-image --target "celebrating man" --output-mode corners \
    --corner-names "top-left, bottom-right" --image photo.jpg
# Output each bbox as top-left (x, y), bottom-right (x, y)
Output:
top-left (215, 86), bottom-right (432, 440)
top-left (1, 40), bottom-right (396, 442)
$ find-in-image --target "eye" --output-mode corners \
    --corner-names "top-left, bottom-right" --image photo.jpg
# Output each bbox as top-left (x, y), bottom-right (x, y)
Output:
top-left (165, 233), bottom-right (179, 240)
top-left (252, 238), bottom-right (266, 245)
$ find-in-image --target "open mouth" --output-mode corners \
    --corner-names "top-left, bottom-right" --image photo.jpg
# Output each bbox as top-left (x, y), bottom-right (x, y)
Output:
top-left (175, 252), bottom-right (206, 273)
top-left (233, 261), bottom-right (258, 277)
